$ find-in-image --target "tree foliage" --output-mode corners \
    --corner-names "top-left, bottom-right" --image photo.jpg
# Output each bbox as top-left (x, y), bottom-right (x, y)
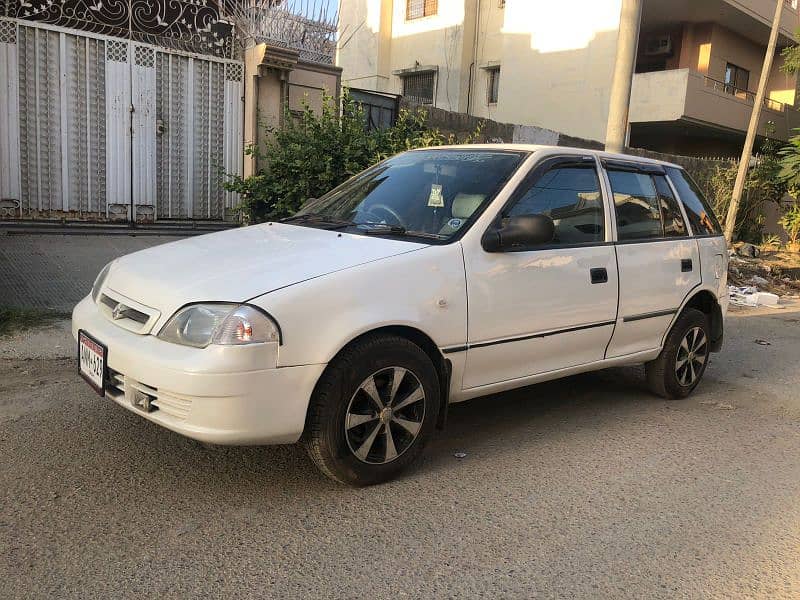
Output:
top-left (710, 134), bottom-right (787, 242)
top-left (781, 38), bottom-right (800, 76)
top-left (224, 93), bottom-right (482, 223)
top-left (777, 131), bottom-right (800, 195)
top-left (778, 36), bottom-right (800, 239)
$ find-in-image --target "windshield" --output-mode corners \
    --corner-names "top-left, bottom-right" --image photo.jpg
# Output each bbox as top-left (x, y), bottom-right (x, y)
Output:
top-left (294, 149), bottom-right (527, 241)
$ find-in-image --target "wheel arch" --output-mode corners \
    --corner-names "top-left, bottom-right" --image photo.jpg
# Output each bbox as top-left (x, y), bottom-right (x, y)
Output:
top-left (677, 288), bottom-right (724, 352)
top-left (305, 325), bottom-right (452, 434)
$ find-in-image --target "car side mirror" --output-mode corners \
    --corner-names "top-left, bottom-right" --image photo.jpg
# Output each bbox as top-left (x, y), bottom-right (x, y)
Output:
top-left (481, 214), bottom-right (555, 252)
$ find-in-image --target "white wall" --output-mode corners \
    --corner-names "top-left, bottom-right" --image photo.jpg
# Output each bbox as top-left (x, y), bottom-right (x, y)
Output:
top-left (338, 0), bottom-right (625, 142)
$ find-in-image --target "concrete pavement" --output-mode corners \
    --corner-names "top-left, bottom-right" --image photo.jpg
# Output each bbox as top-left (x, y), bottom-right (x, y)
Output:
top-left (1, 304), bottom-right (799, 598)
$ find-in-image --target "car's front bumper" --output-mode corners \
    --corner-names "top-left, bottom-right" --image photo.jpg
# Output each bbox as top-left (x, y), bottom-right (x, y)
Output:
top-left (71, 296), bottom-right (326, 445)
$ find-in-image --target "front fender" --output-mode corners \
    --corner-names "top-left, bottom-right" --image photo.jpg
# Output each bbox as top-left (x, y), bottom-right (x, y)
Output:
top-left (251, 243), bottom-right (469, 368)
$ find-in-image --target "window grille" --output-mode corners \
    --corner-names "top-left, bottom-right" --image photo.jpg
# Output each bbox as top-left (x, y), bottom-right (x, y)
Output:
top-left (406, 0), bottom-right (438, 20)
top-left (487, 67), bottom-right (500, 104)
top-left (402, 71), bottom-right (435, 105)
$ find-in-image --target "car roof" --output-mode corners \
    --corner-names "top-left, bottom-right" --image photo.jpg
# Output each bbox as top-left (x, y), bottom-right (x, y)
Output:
top-left (416, 144), bottom-right (683, 170)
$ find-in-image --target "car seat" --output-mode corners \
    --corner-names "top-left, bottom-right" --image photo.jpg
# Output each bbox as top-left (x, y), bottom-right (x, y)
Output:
top-left (438, 193), bottom-right (485, 236)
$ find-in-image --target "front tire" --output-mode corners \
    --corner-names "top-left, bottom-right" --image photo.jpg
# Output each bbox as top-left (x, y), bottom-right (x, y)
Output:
top-left (645, 307), bottom-right (711, 399)
top-left (303, 334), bottom-right (440, 486)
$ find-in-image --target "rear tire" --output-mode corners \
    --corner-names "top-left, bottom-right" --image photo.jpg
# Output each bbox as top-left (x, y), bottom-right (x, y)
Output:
top-left (302, 334), bottom-right (440, 486)
top-left (646, 308), bottom-right (711, 400)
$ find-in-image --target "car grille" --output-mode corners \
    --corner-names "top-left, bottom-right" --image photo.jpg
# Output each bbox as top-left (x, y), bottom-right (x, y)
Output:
top-left (97, 293), bottom-right (159, 334)
top-left (106, 368), bottom-right (193, 422)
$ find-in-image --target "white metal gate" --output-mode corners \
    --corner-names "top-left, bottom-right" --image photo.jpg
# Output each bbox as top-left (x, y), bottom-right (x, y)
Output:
top-left (0, 18), bottom-right (243, 222)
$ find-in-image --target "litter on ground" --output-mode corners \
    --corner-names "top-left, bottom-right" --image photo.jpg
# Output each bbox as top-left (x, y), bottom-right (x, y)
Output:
top-left (729, 286), bottom-right (780, 307)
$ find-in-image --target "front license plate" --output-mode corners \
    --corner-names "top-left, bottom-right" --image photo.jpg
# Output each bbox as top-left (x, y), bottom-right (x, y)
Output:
top-left (78, 330), bottom-right (107, 396)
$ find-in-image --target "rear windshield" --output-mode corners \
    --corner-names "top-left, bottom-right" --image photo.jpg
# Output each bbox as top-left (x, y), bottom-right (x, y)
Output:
top-left (665, 167), bottom-right (722, 236)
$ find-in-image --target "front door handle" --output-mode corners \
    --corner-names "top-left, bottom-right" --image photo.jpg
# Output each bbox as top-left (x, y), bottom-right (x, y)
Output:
top-left (590, 267), bottom-right (608, 284)
top-left (681, 259), bottom-right (693, 272)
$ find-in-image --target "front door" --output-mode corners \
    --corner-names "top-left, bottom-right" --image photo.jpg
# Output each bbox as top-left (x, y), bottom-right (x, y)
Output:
top-left (462, 155), bottom-right (619, 389)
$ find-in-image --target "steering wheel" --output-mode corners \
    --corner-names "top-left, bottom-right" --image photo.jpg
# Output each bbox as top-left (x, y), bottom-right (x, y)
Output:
top-left (363, 203), bottom-right (406, 228)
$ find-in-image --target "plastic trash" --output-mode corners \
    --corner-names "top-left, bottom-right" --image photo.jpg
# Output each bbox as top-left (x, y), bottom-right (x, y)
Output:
top-left (729, 286), bottom-right (780, 307)
top-left (754, 292), bottom-right (779, 306)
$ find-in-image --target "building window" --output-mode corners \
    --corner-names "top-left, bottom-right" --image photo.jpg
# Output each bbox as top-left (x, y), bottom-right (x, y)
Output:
top-left (487, 67), bottom-right (500, 104)
top-left (401, 71), bottom-right (436, 105)
top-left (406, 0), bottom-right (438, 20)
top-left (724, 63), bottom-right (750, 93)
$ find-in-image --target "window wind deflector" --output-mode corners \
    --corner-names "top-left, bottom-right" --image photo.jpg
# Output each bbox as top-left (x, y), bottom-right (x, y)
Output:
top-left (551, 156), bottom-right (596, 168)
top-left (602, 159), bottom-right (665, 175)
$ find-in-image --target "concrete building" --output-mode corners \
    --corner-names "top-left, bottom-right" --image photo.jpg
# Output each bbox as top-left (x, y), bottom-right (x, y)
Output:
top-left (337, 0), bottom-right (800, 156)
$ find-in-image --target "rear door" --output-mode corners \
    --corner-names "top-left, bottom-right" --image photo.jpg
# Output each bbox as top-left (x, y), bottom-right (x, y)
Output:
top-left (665, 167), bottom-right (728, 309)
top-left (603, 160), bottom-right (701, 358)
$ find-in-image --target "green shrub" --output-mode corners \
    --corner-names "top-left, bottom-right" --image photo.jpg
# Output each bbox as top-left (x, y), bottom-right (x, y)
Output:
top-left (779, 202), bottom-right (800, 249)
top-left (778, 130), bottom-right (800, 196)
top-left (710, 135), bottom-right (786, 243)
top-left (760, 233), bottom-right (782, 250)
top-left (224, 93), bottom-right (481, 223)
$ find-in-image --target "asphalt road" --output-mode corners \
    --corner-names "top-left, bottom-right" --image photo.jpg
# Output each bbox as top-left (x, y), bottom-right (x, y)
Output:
top-left (1, 305), bottom-right (799, 599)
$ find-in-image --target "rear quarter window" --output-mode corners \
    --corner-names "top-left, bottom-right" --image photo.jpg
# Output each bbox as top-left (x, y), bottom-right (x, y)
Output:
top-left (665, 167), bottom-right (722, 236)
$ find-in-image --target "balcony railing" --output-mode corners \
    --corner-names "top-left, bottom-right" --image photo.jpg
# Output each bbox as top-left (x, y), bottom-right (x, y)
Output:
top-left (702, 75), bottom-right (792, 113)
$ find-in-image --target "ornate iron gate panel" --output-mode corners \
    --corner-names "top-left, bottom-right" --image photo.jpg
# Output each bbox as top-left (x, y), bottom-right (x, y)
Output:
top-left (155, 51), bottom-right (189, 219)
top-left (11, 23), bottom-right (108, 217)
top-left (132, 43), bottom-right (156, 220)
top-left (152, 51), bottom-right (242, 220)
top-left (0, 19), bottom-right (22, 214)
top-left (0, 0), bottom-right (237, 59)
top-left (105, 38), bottom-right (131, 218)
top-left (0, 17), bottom-right (243, 221)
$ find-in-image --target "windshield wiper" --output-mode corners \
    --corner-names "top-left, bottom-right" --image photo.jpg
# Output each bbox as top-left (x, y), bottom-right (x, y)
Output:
top-left (358, 223), bottom-right (445, 240)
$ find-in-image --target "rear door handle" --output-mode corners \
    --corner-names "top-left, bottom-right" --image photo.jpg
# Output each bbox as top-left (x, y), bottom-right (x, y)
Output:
top-left (681, 259), bottom-right (693, 272)
top-left (590, 268), bottom-right (608, 284)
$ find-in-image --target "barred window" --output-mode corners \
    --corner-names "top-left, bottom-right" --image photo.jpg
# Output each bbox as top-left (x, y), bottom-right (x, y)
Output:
top-left (402, 71), bottom-right (436, 105)
top-left (487, 67), bottom-right (500, 104)
top-left (407, 0), bottom-right (438, 20)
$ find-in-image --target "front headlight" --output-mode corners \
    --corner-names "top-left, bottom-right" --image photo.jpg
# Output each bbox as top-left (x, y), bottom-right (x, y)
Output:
top-left (158, 303), bottom-right (281, 348)
top-left (91, 262), bottom-right (113, 303)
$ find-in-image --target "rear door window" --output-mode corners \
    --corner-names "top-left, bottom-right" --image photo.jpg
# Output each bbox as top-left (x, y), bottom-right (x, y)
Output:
top-left (653, 175), bottom-right (688, 237)
top-left (607, 170), bottom-right (663, 241)
top-left (665, 167), bottom-right (722, 236)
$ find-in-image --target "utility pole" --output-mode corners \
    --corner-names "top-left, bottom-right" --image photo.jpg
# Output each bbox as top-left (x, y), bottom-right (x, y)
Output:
top-left (605, 0), bottom-right (643, 154)
top-left (724, 0), bottom-right (784, 242)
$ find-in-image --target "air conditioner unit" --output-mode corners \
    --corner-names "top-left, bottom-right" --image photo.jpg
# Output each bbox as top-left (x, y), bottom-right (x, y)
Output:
top-left (644, 36), bottom-right (673, 57)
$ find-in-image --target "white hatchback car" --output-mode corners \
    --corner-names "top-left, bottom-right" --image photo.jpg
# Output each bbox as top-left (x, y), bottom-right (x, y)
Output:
top-left (73, 145), bottom-right (728, 485)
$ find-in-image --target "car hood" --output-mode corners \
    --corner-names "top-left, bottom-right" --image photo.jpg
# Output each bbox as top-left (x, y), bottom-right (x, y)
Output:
top-left (103, 223), bottom-right (427, 317)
